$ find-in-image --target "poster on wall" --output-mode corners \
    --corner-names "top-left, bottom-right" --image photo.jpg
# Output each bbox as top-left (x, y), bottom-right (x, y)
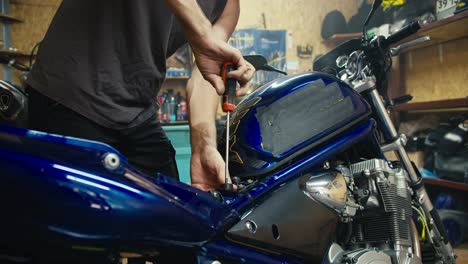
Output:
top-left (229, 29), bottom-right (286, 89)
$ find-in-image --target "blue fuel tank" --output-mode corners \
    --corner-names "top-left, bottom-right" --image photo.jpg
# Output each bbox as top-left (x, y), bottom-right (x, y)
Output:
top-left (221, 72), bottom-right (371, 178)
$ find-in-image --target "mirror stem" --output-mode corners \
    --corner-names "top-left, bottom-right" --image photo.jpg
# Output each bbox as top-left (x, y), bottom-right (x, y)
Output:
top-left (363, 0), bottom-right (383, 40)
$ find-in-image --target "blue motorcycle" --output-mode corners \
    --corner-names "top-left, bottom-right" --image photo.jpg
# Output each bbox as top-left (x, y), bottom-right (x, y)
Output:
top-left (0, 1), bottom-right (456, 263)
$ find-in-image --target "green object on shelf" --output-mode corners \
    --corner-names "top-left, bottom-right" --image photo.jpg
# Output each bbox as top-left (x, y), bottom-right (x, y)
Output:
top-left (162, 125), bottom-right (191, 184)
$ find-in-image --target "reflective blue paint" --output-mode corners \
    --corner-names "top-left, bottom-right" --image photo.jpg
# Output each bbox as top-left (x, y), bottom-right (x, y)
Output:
top-left (53, 164), bottom-right (142, 194)
top-left (0, 126), bottom-right (237, 247)
top-left (226, 72), bottom-right (371, 178)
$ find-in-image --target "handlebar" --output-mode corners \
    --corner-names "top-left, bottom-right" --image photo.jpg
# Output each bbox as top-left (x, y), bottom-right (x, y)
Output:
top-left (382, 20), bottom-right (421, 48)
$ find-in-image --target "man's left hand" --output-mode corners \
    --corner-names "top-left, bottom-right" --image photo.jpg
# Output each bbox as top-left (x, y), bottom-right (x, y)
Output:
top-left (190, 144), bottom-right (230, 191)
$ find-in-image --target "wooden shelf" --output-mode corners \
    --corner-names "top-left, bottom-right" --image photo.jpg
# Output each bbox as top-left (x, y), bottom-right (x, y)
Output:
top-left (161, 121), bottom-right (188, 126)
top-left (0, 13), bottom-right (22, 23)
top-left (165, 76), bottom-right (190, 80)
top-left (394, 98), bottom-right (468, 112)
top-left (398, 11), bottom-right (468, 53)
top-left (424, 178), bottom-right (468, 192)
top-left (322, 33), bottom-right (362, 47)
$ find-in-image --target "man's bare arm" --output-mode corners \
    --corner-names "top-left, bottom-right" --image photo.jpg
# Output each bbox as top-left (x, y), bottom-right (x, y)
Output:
top-left (165, 0), bottom-right (212, 41)
top-left (187, 0), bottom-right (254, 190)
top-left (165, 0), bottom-right (250, 95)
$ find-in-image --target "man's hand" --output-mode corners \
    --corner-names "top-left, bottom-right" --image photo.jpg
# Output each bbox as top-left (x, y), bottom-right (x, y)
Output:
top-left (190, 35), bottom-right (253, 96)
top-left (190, 144), bottom-right (228, 191)
top-left (165, 0), bottom-right (253, 95)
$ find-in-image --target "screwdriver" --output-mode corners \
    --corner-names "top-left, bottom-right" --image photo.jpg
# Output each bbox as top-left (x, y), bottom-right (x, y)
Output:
top-left (220, 62), bottom-right (237, 192)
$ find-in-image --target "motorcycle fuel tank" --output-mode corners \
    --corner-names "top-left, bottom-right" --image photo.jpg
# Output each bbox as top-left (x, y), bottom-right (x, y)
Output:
top-left (221, 72), bottom-right (371, 178)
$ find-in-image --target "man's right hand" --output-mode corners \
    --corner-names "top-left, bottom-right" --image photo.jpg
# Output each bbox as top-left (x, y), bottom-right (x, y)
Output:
top-left (189, 33), bottom-right (253, 96)
top-left (165, 0), bottom-right (254, 96)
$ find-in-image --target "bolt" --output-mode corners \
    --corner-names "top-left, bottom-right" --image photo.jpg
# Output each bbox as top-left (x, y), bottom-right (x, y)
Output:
top-left (232, 176), bottom-right (240, 185)
top-left (103, 153), bottom-right (120, 171)
top-left (245, 220), bottom-right (257, 234)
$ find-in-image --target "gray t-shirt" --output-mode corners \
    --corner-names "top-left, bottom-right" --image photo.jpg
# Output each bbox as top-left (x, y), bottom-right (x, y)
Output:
top-left (27, 0), bottom-right (227, 129)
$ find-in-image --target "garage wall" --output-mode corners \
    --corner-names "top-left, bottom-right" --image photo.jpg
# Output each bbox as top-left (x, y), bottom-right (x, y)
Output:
top-left (8, 0), bottom-right (60, 83)
top-left (237, 0), bottom-right (359, 73)
top-left (10, 0), bottom-right (60, 55)
top-left (8, 0), bottom-right (359, 77)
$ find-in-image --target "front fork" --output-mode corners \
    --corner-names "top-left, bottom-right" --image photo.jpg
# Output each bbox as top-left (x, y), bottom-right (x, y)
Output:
top-left (368, 87), bottom-right (456, 263)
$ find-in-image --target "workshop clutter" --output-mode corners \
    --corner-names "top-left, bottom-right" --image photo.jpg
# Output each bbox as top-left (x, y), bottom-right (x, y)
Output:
top-left (157, 89), bottom-right (187, 123)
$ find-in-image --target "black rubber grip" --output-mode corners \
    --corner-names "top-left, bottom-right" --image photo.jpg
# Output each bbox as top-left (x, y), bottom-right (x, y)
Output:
top-left (430, 209), bottom-right (449, 244)
top-left (383, 20), bottom-right (421, 47)
top-left (222, 63), bottom-right (237, 112)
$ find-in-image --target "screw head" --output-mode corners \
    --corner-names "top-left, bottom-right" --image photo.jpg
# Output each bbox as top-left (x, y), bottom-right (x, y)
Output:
top-left (103, 153), bottom-right (120, 171)
top-left (245, 220), bottom-right (257, 233)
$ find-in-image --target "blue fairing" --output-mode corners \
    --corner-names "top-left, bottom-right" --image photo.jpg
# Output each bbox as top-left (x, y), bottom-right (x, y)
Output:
top-left (0, 117), bottom-right (374, 255)
top-left (0, 126), bottom-right (237, 248)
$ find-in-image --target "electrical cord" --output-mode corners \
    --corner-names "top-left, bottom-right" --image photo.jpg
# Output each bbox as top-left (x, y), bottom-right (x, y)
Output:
top-left (412, 205), bottom-right (434, 244)
top-left (29, 41), bottom-right (41, 69)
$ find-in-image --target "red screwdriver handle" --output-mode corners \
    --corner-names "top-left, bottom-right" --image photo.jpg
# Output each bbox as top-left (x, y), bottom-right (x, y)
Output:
top-left (221, 62), bottom-right (237, 113)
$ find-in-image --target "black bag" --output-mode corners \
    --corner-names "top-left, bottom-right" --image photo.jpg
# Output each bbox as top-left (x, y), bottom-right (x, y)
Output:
top-left (425, 118), bottom-right (468, 182)
top-left (348, 2), bottom-right (386, 33)
top-left (434, 150), bottom-right (468, 182)
top-left (321, 10), bottom-right (348, 39)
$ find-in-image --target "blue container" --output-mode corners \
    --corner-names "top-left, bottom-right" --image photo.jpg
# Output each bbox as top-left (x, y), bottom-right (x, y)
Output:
top-left (163, 124), bottom-right (191, 183)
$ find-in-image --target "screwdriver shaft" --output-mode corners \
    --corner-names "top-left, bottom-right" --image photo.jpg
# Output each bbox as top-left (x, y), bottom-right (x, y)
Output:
top-left (225, 112), bottom-right (230, 183)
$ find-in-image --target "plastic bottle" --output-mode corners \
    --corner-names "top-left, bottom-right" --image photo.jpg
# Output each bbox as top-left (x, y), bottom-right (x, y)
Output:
top-left (176, 104), bottom-right (183, 121)
top-left (157, 95), bottom-right (164, 122)
top-left (167, 89), bottom-right (176, 122)
top-left (180, 100), bottom-right (187, 120)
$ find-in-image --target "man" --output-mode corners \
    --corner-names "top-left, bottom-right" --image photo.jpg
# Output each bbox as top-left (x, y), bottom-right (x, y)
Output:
top-left (27, 0), bottom-right (254, 190)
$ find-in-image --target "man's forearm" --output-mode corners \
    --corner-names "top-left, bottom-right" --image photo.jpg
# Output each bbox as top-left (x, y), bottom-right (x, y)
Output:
top-left (165, 0), bottom-right (212, 40)
top-left (187, 66), bottom-right (219, 151)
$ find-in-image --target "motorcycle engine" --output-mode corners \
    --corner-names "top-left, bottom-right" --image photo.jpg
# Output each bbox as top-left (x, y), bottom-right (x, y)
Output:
top-left (326, 159), bottom-right (421, 264)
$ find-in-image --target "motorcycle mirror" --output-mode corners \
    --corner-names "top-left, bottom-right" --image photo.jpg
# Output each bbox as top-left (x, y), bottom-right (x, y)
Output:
top-left (363, 0), bottom-right (383, 40)
top-left (244, 55), bottom-right (268, 71)
top-left (244, 55), bottom-right (287, 75)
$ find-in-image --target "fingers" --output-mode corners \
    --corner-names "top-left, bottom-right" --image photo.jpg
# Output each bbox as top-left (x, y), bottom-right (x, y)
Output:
top-left (194, 42), bottom-right (254, 97)
top-left (229, 47), bottom-right (244, 67)
top-left (216, 159), bottom-right (229, 185)
top-left (205, 74), bottom-right (225, 95)
top-left (226, 65), bottom-right (248, 80)
top-left (227, 62), bottom-right (255, 96)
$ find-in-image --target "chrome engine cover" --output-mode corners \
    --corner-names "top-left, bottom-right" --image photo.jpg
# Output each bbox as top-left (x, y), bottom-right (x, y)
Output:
top-left (326, 243), bottom-right (392, 264)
